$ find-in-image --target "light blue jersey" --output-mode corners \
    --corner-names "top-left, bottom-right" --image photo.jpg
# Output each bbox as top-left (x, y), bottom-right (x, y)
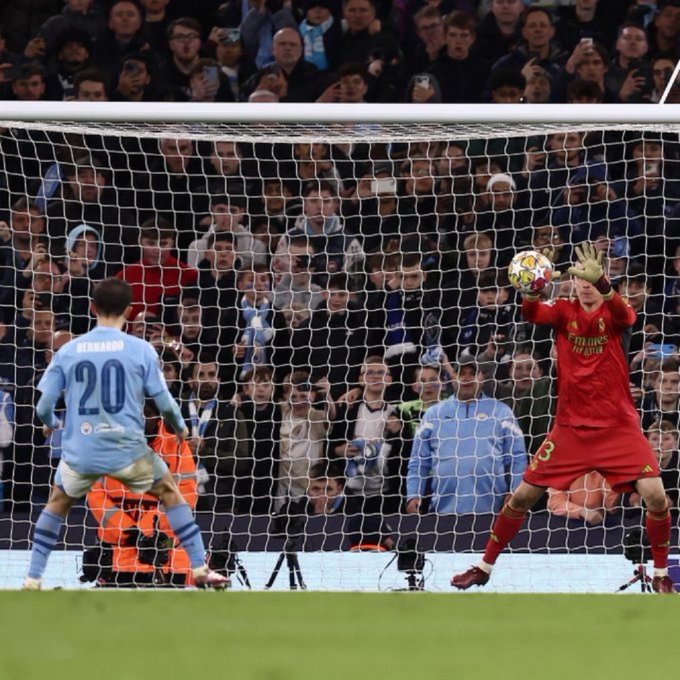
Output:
top-left (37, 326), bottom-right (185, 475)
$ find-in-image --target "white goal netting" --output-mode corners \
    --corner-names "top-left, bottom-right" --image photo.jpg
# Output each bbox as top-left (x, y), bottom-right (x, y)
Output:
top-left (0, 109), bottom-right (679, 591)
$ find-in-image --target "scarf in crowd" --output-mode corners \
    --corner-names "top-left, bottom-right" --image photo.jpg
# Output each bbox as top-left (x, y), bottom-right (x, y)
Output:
top-left (240, 296), bottom-right (273, 379)
top-left (300, 15), bottom-right (334, 71)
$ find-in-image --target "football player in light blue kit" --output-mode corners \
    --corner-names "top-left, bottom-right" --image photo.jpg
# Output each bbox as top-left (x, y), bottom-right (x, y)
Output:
top-left (23, 278), bottom-right (228, 590)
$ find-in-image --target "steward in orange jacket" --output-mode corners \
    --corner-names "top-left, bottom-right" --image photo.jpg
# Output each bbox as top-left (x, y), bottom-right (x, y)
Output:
top-left (84, 403), bottom-right (197, 587)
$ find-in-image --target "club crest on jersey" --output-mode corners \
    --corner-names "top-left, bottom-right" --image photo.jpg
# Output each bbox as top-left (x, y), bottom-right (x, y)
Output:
top-left (569, 320), bottom-right (578, 329)
top-left (597, 318), bottom-right (605, 333)
top-left (80, 422), bottom-right (93, 435)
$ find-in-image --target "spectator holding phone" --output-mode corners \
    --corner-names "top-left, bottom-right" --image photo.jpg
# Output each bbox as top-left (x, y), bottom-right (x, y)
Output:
top-left (212, 27), bottom-right (256, 100)
top-left (605, 22), bottom-right (653, 102)
top-left (113, 54), bottom-right (153, 101)
top-left (641, 358), bottom-right (680, 431)
top-left (188, 57), bottom-right (234, 102)
top-left (406, 73), bottom-right (442, 103)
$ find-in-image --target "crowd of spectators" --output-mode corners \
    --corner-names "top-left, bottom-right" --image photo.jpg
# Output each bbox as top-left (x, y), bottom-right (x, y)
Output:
top-left (0, 118), bottom-right (679, 537)
top-left (1, 0), bottom-right (679, 105)
top-left (0, 0), bottom-right (680, 546)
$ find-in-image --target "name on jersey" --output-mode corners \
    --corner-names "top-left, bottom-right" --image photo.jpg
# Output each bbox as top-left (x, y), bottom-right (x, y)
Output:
top-left (567, 332), bottom-right (608, 356)
top-left (76, 340), bottom-right (125, 353)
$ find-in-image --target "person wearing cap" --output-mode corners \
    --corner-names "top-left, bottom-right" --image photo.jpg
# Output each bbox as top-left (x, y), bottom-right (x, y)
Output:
top-left (44, 28), bottom-right (95, 100)
top-left (211, 25), bottom-right (256, 100)
top-left (406, 355), bottom-right (526, 515)
top-left (38, 0), bottom-right (107, 59)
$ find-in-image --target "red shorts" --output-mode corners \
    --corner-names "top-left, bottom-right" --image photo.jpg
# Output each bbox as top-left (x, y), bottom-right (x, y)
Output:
top-left (523, 422), bottom-right (659, 493)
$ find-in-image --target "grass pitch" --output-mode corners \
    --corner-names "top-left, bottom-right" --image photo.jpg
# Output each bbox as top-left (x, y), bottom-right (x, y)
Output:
top-left (1, 592), bottom-right (678, 680)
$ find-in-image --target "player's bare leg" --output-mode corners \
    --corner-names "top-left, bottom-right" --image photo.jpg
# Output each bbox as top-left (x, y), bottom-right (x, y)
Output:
top-left (451, 481), bottom-right (545, 590)
top-left (148, 473), bottom-right (228, 589)
top-left (23, 485), bottom-right (78, 590)
top-left (636, 477), bottom-right (675, 594)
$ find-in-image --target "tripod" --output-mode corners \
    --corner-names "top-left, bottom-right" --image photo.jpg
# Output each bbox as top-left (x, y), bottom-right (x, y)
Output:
top-left (264, 538), bottom-right (307, 590)
top-left (617, 564), bottom-right (653, 593)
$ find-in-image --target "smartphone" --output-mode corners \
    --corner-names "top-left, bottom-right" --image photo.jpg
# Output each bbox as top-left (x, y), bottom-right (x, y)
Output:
top-left (414, 75), bottom-right (430, 89)
top-left (202, 65), bottom-right (220, 90)
top-left (648, 343), bottom-right (677, 358)
top-left (218, 28), bottom-right (240, 44)
top-left (644, 161), bottom-right (660, 177)
top-left (371, 178), bottom-right (397, 194)
top-left (580, 37), bottom-right (594, 48)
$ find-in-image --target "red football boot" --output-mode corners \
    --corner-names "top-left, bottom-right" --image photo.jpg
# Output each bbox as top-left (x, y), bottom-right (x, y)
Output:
top-left (451, 566), bottom-right (490, 590)
top-left (652, 575), bottom-right (676, 594)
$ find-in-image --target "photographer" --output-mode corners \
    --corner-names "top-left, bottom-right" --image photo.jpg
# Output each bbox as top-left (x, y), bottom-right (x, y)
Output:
top-left (84, 400), bottom-right (197, 587)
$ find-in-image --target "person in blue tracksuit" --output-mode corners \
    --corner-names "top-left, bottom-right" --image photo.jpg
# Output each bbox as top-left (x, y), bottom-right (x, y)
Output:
top-left (406, 356), bottom-right (527, 515)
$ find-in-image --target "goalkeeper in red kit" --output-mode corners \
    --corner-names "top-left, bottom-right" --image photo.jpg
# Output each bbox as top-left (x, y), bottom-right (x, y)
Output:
top-left (452, 243), bottom-right (675, 594)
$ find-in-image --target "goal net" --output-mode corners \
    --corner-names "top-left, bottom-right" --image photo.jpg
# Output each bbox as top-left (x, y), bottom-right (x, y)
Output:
top-left (0, 104), bottom-right (678, 591)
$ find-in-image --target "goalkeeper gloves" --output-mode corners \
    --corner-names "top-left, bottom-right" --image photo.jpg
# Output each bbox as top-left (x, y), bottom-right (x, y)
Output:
top-left (566, 242), bottom-right (611, 295)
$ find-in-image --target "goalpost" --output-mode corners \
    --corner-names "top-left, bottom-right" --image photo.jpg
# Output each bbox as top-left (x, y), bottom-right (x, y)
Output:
top-left (0, 103), bottom-right (679, 591)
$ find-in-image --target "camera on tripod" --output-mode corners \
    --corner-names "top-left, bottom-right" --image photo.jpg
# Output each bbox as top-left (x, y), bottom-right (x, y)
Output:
top-left (618, 527), bottom-right (653, 593)
top-left (265, 499), bottom-right (309, 590)
top-left (396, 538), bottom-right (425, 591)
top-left (209, 531), bottom-right (251, 589)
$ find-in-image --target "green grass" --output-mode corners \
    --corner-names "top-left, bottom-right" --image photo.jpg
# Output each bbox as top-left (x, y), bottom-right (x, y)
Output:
top-left (1, 592), bottom-right (678, 680)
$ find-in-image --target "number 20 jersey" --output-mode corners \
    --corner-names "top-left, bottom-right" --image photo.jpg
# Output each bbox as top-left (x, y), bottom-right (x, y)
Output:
top-left (38, 326), bottom-right (169, 475)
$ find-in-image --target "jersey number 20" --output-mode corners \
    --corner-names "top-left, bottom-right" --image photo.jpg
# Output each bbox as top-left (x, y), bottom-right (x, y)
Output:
top-left (75, 360), bottom-right (125, 415)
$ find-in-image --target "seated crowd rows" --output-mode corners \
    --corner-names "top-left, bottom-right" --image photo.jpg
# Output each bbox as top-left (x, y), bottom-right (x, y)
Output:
top-left (1, 0), bottom-right (679, 105)
top-left (0, 124), bottom-right (679, 531)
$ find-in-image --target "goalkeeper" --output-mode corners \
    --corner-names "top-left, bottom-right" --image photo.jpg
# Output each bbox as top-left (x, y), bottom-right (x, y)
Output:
top-left (452, 244), bottom-right (674, 594)
top-left (83, 400), bottom-right (197, 587)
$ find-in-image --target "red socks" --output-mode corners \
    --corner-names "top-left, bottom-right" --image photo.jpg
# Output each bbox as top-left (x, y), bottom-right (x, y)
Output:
top-left (483, 504), bottom-right (526, 566)
top-left (645, 507), bottom-right (671, 570)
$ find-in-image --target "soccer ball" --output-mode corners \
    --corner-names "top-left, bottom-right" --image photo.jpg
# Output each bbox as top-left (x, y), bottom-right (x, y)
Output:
top-left (507, 250), bottom-right (553, 294)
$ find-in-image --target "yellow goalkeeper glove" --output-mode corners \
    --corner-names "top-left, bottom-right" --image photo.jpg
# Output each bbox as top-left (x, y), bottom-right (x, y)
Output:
top-left (567, 242), bottom-right (604, 283)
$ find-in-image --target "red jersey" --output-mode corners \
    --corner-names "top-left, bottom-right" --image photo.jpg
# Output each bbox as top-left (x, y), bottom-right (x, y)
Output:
top-left (522, 293), bottom-right (639, 429)
top-left (117, 256), bottom-right (198, 320)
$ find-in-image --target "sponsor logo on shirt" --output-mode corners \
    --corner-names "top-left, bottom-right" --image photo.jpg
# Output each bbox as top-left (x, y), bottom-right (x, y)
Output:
top-left (567, 332), bottom-right (608, 356)
top-left (94, 423), bottom-right (125, 435)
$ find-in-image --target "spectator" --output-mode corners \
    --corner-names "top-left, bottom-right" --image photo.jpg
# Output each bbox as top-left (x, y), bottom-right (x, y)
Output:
top-left (133, 137), bottom-right (206, 251)
top-left (195, 231), bottom-right (239, 320)
top-left (235, 366), bottom-right (281, 515)
top-left (405, 72), bottom-right (443, 103)
top-left (10, 63), bottom-right (47, 101)
top-left (567, 77), bottom-right (604, 102)
top-left (112, 53), bottom-right (154, 101)
top-left (299, 0), bottom-right (342, 72)
top-left (651, 53), bottom-right (677, 102)
top-left (406, 356), bottom-right (527, 515)
top-left (240, 0), bottom-right (297, 69)
top-left (255, 27), bottom-right (320, 102)
top-left (272, 235), bottom-right (323, 312)
top-left (164, 17), bottom-right (203, 97)
top-left (188, 57), bottom-right (235, 102)
top-left (523, 67), bottom-right (552, 102)
top-left (425, 11), bottom-right (490, 103)
top-left (556, 0), bottom-right (614, 54)
top-left (475, 0), bottom-right (524, 64)
top-left (569, 42), bottom-right (609, 98)
top-left (93, 1), bottom-right (148, 81)
top-left (406, 4), bottom-right (446, 76)
top-left (649, 1), bottom-right (680, 57)
top-left (306, 460), bottom-right (348, 515)
top-left (456, 269), bottom-right (516, 358)
top-left (277, 370), bottom-right (335, 506)
top-left (116, 218), bottom-right (198, 321)
top-left (188, 195), bottom-right (265, 269)
top-left (487, 66), bottom-right (525, 102)
top-left (46, 154), bottom-right (133, 276)
top-left (316, 61), bottom-right (372, 102)
top-left (181, 356), bottom-right (248, 512)
top-left (44, 28), bottom-right (94, 100)
top-left (491, 7), bottom-right (567, 101)
top-left (38, 0), bottom-right (106, 58)
top-left (604, 22), bottom-right (653, 103)
top-left (547, 472), bottom-right (620, 525)
top-left (646, 420), bottom-right (680, 509)
top-left (141, 0), bottom-right (172, 55)
top-left (330, 355), bottom-right (401, 512)
top-left (202, 141), bottom-right (249, 199)
top-left (213, 27), bottom-right (256, 101)
top-left (296, 272), bottom-right (367, 400)
top-left (335, 0), bottom-right (400, 66)
top-left (641, 358), bottom-right (680, 431)
top-left (73, 67), bottom-right (108, 100)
